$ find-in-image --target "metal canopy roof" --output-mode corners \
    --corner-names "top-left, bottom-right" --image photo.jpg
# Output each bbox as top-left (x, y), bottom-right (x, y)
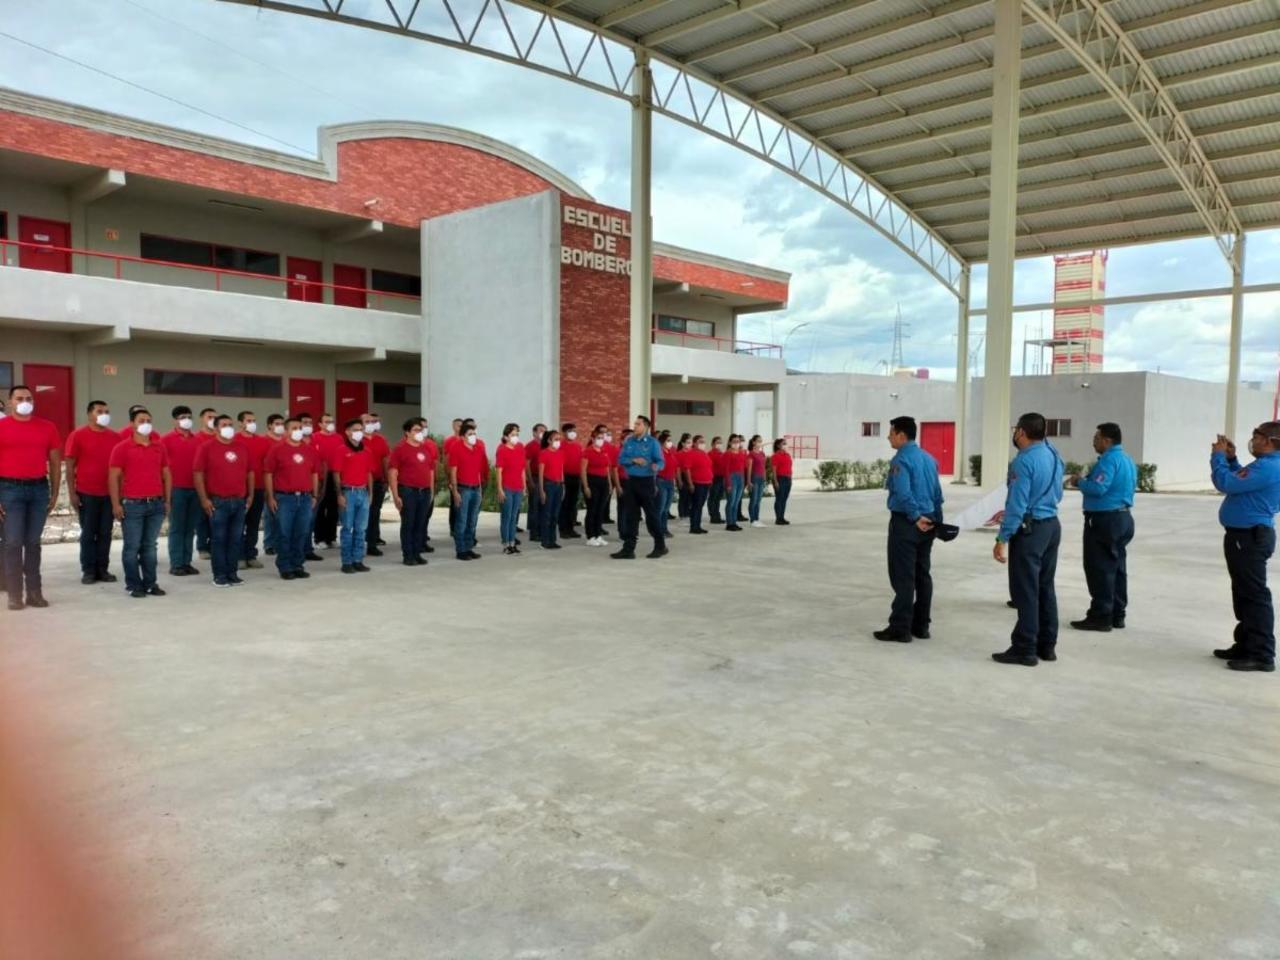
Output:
top-left (222, 0), bottom-right (1280, 289)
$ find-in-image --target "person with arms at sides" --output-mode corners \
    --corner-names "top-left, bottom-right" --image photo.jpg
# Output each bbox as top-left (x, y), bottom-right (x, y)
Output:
top-left (1210, 422), bottom-right (1280, 672)
top-left (612, 415), bottom-right (667, 560)
top-left (685, 434), bottom-right (714, 535)
top-left (674, 433), bottom-right (693, 519)
top-left (361, 412), bottom-right (392, 556)
top-left (581, 427), bottom-right (613, 547)
top-left (161, 406), bottom-right (202, 577)
top-left (524, 423), bottom-right (547, 545)
top-left (236, 410), bottom-right (269, 570)
top-left (612, 428), bottom-right (633, 544)
top-left (194, 407), bottom-right (218, 560)
top-left (261, 413), bottom-right (285, 558)
top-left (538, 428), bottom-right (565, 551)
top-left (108, 408), bottom-right (171, 599)
top-left (1067, 422), bottom-right (1138, 632)
top-left (558, 422), bottom-right (584, 540)
top-left (448, 419), bottom-right (487, 561)
top-left (64, 399), bottom-right (120, 585)
top-left (310, 412), bottom-right (341, 552)
top-left (874, 416), bottom-right (943, 643)
top-left (496, 423), bottom-right (527, 556)
top-left (602, 426), bottom-right (619, 525)
top-left (328, 419), bottom-right (374, 574)
top-left (294, 413), bottom-right (326, 564)
top-left (0, 385), bottom-right (61, 610)
top-left (708, 436), bottom-right (726, 525)
top-left (747, 435), bottom-right (769, 528)
top-left (721, 435), bottom-right (748, 533)
top-left (193, 414), bottom-right (253, 588)
top-left (771, 437), bottom-right (794, 526)
top-left (654, 430), bottom-right (679, 537)
top-left (444, 417), bottom-right (464, 540)
top-left (992, 412), bottom-right (1064, 666)
top-left (264, 416), bottom-right (319, 580)
top-left (388, 417), bottom-right (436, 566)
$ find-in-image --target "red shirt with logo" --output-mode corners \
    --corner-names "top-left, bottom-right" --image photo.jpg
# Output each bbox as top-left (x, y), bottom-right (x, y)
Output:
top-left (583, 443), bottom-right (612, 478)
top-left (365, 432), bottom-right (391, 481)
top-left (193, 439), bottom-right (251, 497)
top-left (328, 442), bottom-right (373, 488)
top-left (389, 441), bottom-right (436, 488)
top-left (264, 442), bottom-right (319, 494)
top-left (495, 441), bottom-right (526, 492)
top-left (161, 430), bottom-right (202, 488)
top-left (109, 437), bottom-right (168, 499)
top-left (686, 448), bottom-right (715, 485)
top-left (0, 416), bottom-right (60, 479)
top-left (65, 425), bottom-right (120, 496)
top-left (539, 445), bottom-right (565, 483)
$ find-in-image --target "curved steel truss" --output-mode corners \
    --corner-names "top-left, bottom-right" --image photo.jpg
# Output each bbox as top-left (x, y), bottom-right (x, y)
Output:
top-left (216, 0), bottom-right (967, 294)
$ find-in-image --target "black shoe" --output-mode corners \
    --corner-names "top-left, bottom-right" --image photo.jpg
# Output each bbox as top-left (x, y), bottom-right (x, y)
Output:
top-left (456, 553), bottom-right (473, 561)
top-left (1006, 600), bottom-right (1016, 609)
top-left (610, 549), bottom-right (636, 559)
top-left (511, 545), bottom-right (521, 555)
top-left (992, 649), bottom-right (1038, 666)
top-left (293, 569), bottom-right (311, 579)
top-left (563, 531), bottom-right (581, 539)
top-left (280, 571), bottom-right (297, 580)
top-left (691, 528), bottom-right (708, 534)
top-left (265, 547), bottom-right (276, 556)
top-left (1112, 619), bottom-right (1125, 629)
top-left (1037, 647), bottom-right (1057, 662)
top-left (514, 538), bottom-right (522, 547)
top-left (726, 524), bottom-right (743, 532)
top-left (341, 564), bottom-right (356, 574)
top-left (1070, 618), bottom-right (1112, 632)
top-left (98, 572), bottom-right (118, 583)
top-left (183, 565), bottom-right (201, 576)
top-left (466, 551), bottom-right (481, 560)
top-left (130, 588), bottom-right (147, 599)
top-left (169, 568), bottom-right (188, 577)
top-left (403, 558), bottom-right (418, 566)
top-left (306, 551), bottom-right (324, 562)
top-left (541, 543), bottom-right (562, 550)
top-left (1213, 646), bottom-right (1249, 660)
top-left (228, 575), bottom-right (245, 585)
top-left (710, 518), bottom-right (725, 525)
top-left (413, 555), bottom-right (428, 565)
top-left (366, 547), bottom-right (384, 557)
top-left (874, 628), bottom-right (911, 642)
top-left (911, 628), bottom-right (931, 640)
top-left (146, 585), bottom-right (166, 597)
top-left (25, 593), bottom-right (49, 608)
top-left (423, 544), bottom-right (435, 554)
top-left (1227, 659), bottom-right (1275, 672)
top-left (776, 519), bottom-right (791, 526)
top-left (7, 597), bottom-right (23, 611)
top-left (81, 573), bottom-right (98, 585)
top-left (646, 545), bottom-right (669, 559)
top-left (376, 538), bottom-right (387, 546)
top-left (353, 563), bottom-right (371, 572)
top-left (516, 527), bottom-right (524, 534)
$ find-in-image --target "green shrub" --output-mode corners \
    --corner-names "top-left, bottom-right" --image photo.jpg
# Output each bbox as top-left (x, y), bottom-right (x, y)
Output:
top-left (814, 460), bottom-right (851, 491)
top-left (1137, 462), bottom-right (1157, 493)
top-left (1064, 460), bottom-right (1085, 478)
top-left (813, 459), bottom-right (890, 491)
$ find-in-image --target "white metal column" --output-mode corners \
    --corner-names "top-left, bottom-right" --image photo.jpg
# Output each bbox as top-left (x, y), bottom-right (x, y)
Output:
top-left (1225, 234), bottom-right (1246, 437)
top-left (629, 51), bottom-right (654, 421)
top-left (953, 265), bottom-right (971, 482)
top-left (980, 0), bottom-right (1022, 486)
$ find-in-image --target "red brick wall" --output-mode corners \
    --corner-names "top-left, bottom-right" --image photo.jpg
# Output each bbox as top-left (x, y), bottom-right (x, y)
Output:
top-left (558, 197), bottom-right (631, 432)
top-left (653, 254), bottom-right (789, 306)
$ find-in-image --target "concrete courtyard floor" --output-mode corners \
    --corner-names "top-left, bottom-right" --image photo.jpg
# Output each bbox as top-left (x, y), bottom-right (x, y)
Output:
top-left (4, 488), bottom-right (1279, 959)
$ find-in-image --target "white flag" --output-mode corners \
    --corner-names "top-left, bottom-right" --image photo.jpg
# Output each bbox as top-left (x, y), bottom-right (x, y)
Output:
top-left (953, 485), bottom-right (1009, 531)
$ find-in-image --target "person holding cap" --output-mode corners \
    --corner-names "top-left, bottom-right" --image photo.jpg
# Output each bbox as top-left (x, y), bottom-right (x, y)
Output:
top-left (1210, 422), bottom-right (1280, 673)
top-left (0, 385), bottom-right (61, 611)
top-left (64, 399), bottom-right (121, 585)
top-left (874, 416), bottom-right (943, 644)
top-left (612, 415), bottom-right (667, 560)
top-left (263, 417), bottom-right (320, 580)
top-left (193, 415), bottom-right (252, 588)
top-left (108, 408), bottom-right (171, 599)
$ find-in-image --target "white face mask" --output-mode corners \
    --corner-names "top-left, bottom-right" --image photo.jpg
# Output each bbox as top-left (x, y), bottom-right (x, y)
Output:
top-left (465, 434), bottom-right (477, 446)
top-left (219, 426), bottom-right (235, 440)
top-left (95, 412), bottom-right (111, 427)
top-left (323, 423), bottom-right (335, 433)
top-left (272, 423), bottom-right (285, 436)
top-left (664, 441), bottom-right (673, 449)
top-left (566, 430), bottom-right (577, 440)
top-left (178, 417), bottom-right (194, 431)
top-left (551, 440), bottom-right (561, 450)
top-left (290, 429), bottom-right (304, 442)
top-left (369, 421), bottom-right (381, 433)
top-left (351, 430), bottom-right (364, 443)
top-left (593, 438), bottom-right (604, 448)
top-left (410, 431), bottom-right (424, 444)
top-left (697, 443), bottom-right (707, 451)
top-left (509, 435), bottom-right (520, 444)
top-left (301, 424), bottom-right (314, 436)
top-left (204, 419), bottom-right (215, 431)
top-left (244, 421), bottom-right (258, 434)
top-left (15, 401), bottom-right (34, 416)
top-left (604, 433), bottom-right (613, 443)
top-left (136, 422), bottom-right (154, 436)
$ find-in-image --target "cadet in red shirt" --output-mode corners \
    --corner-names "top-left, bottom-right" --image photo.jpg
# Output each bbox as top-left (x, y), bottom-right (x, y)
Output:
top-left (310, 412), bottom-right (342, 550)
top-left (558, 422), bottom-right (584, 539)
top-left (581, 427), bottom-right (613, 547)
top-left (193, 406), bottom-right (218, 558)
top-left (329, 418), bottom-right (375, 573)
top-left (108, 408), bottom-right (171, 599)
top-left (675, 433), bottom-right (694, 520)
top-left (685, 434), bottom-right (715, 534)
top-left (447, 418), bottom-right (488, 560)
top-left (495, 422), bottom-right (527, 555)
top-left (708, 436), bottom-right (726, 525)
top-left (770, 437), bottom-right (794, 526)
top-left (236, 410), bottom-right (271, 570)
top-left (261, 413), bottom-right (286, 559)
top-left (264, 416), bottom-right (320, 580)
top-left (524, 423), bottom-right (546, 547)
top-left (0, 384), bottom-right (62, 610)
top-left (162, 405), bottom-right (204, 577)
top-left (361, 412), bottom-right (392, 556)
top-left (388, 417), bottom-right (437, 566)
top-left (722, 434), bottom-right (749, 532)
top-left (537, 429), bottom-right (565, 550)
top-left (193, 414), bottom-right (252, 587)
top-left (65, 399), bottom-right (122, 584)
top-left (443, 417), bottom-right (464, 541)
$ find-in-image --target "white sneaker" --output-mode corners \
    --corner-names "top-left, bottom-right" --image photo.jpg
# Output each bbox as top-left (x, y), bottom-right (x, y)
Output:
top-left (588, 537), bottom-right (602, 547)
top-left (751, 521), bottom-right (765, 528)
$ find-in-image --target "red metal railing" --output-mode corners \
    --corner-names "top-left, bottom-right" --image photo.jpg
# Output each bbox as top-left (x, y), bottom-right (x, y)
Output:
top-left (650, 326), bottom-right (782, 358)
top-left (785, 434), bottom-right (820, 459)
top-left (0, 238), bottom-right (420, 310)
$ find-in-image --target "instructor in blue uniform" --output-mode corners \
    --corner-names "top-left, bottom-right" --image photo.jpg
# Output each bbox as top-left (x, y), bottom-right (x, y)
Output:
top-left (611, 415), bottom-right (667, 560)
top-left (1068, 422), bottom-right (1137, 632)
top-left (992, 412), bottom-right (1063, 666)
top-left (1210, 422), bottom-right (1280, 672)
top-left (875, 416), bottom-right (943, 643)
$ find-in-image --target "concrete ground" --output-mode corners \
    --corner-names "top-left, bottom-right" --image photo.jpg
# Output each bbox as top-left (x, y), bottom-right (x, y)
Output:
top-left (4, 489), bottom-right (1279, 960)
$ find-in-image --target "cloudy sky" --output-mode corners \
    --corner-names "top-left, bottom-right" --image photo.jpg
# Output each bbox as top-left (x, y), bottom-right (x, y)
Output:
top-left (2, 0), bottom-right (1277, 384)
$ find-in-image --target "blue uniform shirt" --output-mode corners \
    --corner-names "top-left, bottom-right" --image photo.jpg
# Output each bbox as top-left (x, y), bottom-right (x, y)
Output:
top-left (998, 440), bottom-right (1064, 542)
top-left (885, 441), bottom-right (944, 522)
top-left (617, 433), bottom-right (664, 478)
top-left (1076, 443), bottom-right (1137, 512)
top-left (1212, 449), bottom-right (1280, 528)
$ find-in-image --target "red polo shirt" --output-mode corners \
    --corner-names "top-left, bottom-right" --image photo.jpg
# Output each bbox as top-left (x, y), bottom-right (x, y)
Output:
top-left (539, 445), bottom-right (565, 483)
top-left (448, 440), bottom-right (487, 486)
top-left (194, 439), bottom-right (251, 497)
top-left (239, 432), bottom-right (271, 489)
top-left (771, 450), bottom-right (793, 478)
top-left (658, 445), bottom-right (680, 480)
top-left (109, 437), bottom-right (168, 498)
top-left (709, 448), bottom-right (724, 478)
top-left (365, 432), bottom-right (391, 481)
top-left (495, 442), bottom-right (526, 492)
top-left (328, 442), bottom-right (373, 487)
top-left (686, 448), bottom-right (714, 484)
top-left (722, 449), bottom-right (748, 478)
top-left (524, 437), bottom-right (542, 472)
top-left (65, 425), bottom-right (121, 496)
top-left (0, 416), bottom-right (60, 479)
top-left (161, 430), bottom-right (201, 489)
top-left (583, 443), bottom-right (612, 477)
top-left (750, 450), bottom-right (767, 479)
top-left (264, 442), bottom-right (319, 494)
top-left (117, 424), bottom-right (134, 439)
top-left (389, 440), bottom-right (436, 488)
top-left (560, 438), bottom-right (584, 476)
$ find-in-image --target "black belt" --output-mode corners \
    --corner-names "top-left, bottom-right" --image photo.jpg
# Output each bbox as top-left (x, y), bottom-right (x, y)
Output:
top-left (1025, 516), bottom-right (1057, 525)
top-left (0, 476), bottom-right (47, 486)
top-left (1085, 507), bottom-right (1130, 514)
top-left (124, 496), bottom-right (164, 503)
top-left (1226, 525), bottom-right (1273, 533)
top-left (276, 490), bottom-right (310, 495)
top-left (400, 485), bottom-right (428, 492)
top-left (458, 484), bottom-right (480, 490)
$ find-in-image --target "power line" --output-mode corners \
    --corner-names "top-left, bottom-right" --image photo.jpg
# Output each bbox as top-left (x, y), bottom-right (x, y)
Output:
top-left (0, 28), bottom-right (313, 154)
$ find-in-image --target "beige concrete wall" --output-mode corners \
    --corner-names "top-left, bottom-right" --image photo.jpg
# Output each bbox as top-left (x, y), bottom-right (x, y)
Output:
top-left (651, 380), bottom-right (734, 441)
top-left (652, 293), bottom-right (736, 352)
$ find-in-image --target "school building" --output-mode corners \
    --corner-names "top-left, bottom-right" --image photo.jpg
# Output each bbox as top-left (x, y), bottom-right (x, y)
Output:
top-left (0, 88), bottom-right (790, 444)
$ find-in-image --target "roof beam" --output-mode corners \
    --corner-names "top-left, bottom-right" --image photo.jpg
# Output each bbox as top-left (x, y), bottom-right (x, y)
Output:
top-left (70, 168), bottom-right (126, 205)
top-left (1022, 0), bottom-right (1243, 267)
top-left (598, 0), bottom-right (681, 29)
top-left (639, 0), bottom-right (773, 47)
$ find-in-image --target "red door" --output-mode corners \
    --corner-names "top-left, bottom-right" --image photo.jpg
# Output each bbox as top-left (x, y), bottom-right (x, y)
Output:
top-left (920, 421), bottom-right (956, 476)
top-left (18, 217), bottom-right (71, 273)
top-left (336, 379), bottom-right (368, 420)
top-left (332, 263), bottom-right (367, 309)
top-left (288, 377), bottom-right (326, 418)
top-left (286, 256), bottom-right (323, 303)
top-left (23, 363), bottom-right (74, 439)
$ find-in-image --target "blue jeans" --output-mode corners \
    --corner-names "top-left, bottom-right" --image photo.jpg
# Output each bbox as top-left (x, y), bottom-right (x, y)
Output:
top-left (340, 486), bottom-right (371, 565)
top-left (540, 482), bottom-right (563, 546)
top-left (398, 486), bottom-right (430, 560)
top-left (773, 476), bottom-right (792, 521)
top-left (657, 478), bottom-right (675, 535)
top-left (748, 476), bottom-right (765, 522)
top-left (262, 498), bottom-right (279, 552)
top-left (77, 492), bottom-right (114, 577)
top-left (209, 496), bottom-right (247, 583)
top-left (121, 499), bottom-right (165, 592)
top-left (196, 509), bottom-right (211, 554)
top-left (168, 487), bottom-right (201, 570)
top-left (453, 485), bottom-right (481, 555)
top-left (273, 492), bottom-right (313, 574)
top-left (499, 490), bottom-right (523, 544)
top-left (725, 474), bottom-right (745, 526)
top-left (0, 479), bottom-right (49, 599)
top-left (241, 488), bottom-right (265, 560)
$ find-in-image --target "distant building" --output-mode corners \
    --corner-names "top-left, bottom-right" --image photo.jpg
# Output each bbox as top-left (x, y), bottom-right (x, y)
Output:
top-left (1051, 251), bottom-right (1107, 373)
